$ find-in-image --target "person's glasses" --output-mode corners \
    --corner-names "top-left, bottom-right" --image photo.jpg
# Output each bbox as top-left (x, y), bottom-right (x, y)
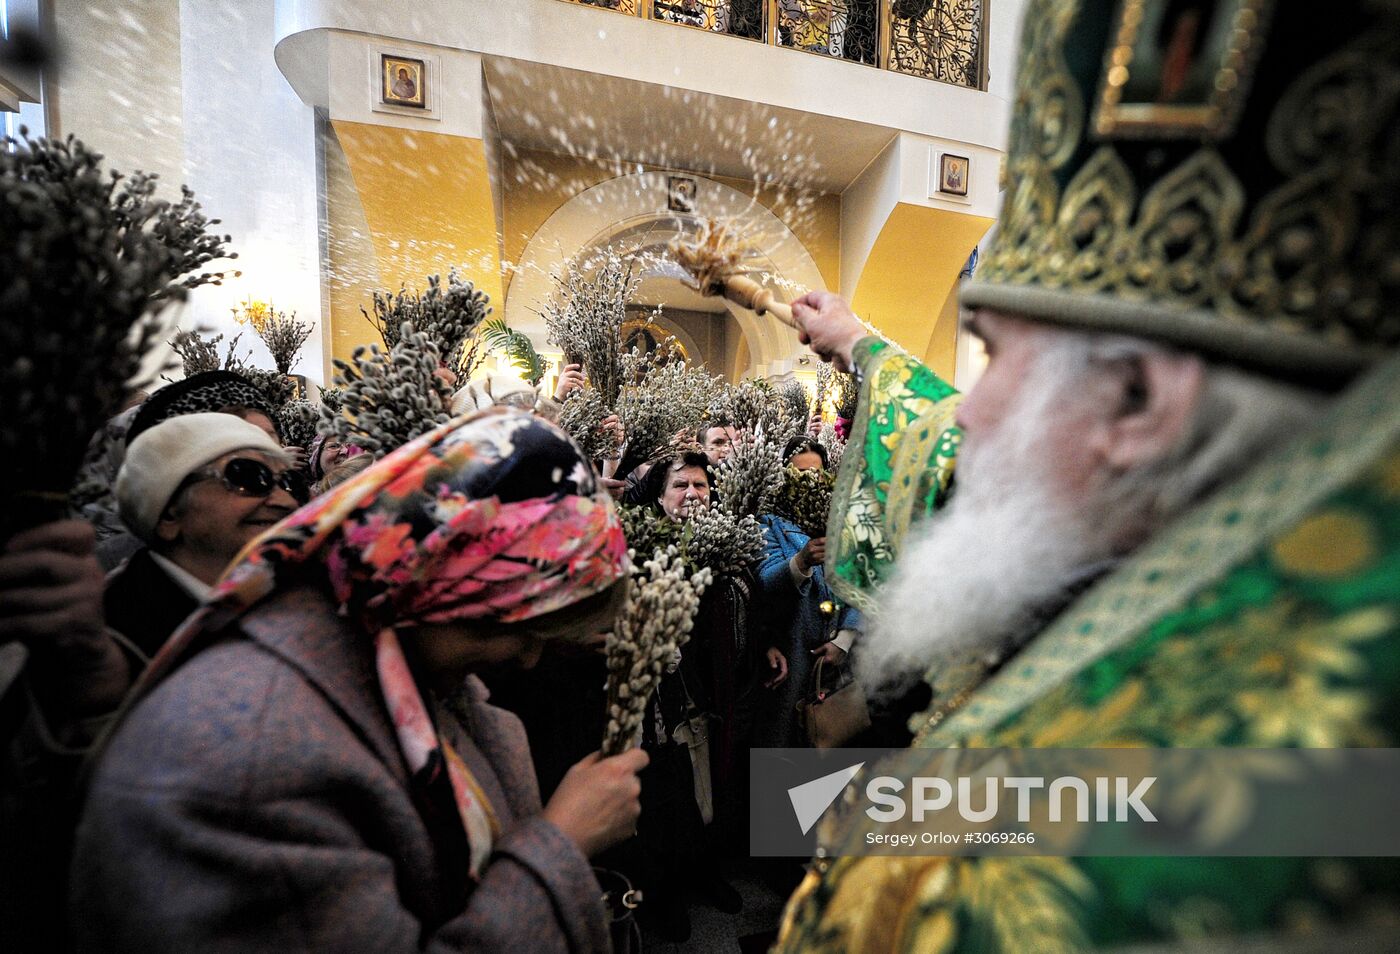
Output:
top-left (185, 458), bottom-right (309, 505)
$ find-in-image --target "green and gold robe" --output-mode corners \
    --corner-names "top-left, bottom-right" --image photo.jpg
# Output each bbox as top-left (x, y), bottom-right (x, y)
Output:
top-left (825, 338), bottom-right (962, 614)
top-left (779, 342), bottom-right (1400, 953)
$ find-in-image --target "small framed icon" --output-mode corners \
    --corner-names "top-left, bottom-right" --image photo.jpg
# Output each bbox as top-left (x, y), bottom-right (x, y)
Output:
top-left (381, 54), bottom-right (426, 109)
top-left (668, 175), bottom-right (698, 213)
top-left (938, 153), bottom-right (970, 197)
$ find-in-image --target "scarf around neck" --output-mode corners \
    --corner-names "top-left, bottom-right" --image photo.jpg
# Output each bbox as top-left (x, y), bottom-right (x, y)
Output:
top-left (125, 407), bottom-right (629, 877)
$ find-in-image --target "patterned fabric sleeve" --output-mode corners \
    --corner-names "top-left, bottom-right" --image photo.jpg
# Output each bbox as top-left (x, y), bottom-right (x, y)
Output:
top-left (825, 337), bottom-right (962, 613)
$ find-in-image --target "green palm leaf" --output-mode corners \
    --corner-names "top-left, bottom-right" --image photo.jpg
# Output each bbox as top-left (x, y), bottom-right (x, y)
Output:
top-left (481, 318), bottom-right (545, 386)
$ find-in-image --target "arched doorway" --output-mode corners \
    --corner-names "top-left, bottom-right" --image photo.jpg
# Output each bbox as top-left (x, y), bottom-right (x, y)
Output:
top-left (505, 171), bottom-right (825, 380)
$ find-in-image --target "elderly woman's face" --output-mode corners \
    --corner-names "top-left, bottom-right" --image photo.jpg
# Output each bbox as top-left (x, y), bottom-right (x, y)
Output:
top-left (157, 449), bottom-right (301, 571)
top-left (318, 438), bottom-right (350, 474)
top-left (661, 463), bottom-right (709, 519)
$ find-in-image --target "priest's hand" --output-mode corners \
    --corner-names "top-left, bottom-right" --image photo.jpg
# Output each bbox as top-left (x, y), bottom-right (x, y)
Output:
top-left (791, 291), bottom-right (866, 373)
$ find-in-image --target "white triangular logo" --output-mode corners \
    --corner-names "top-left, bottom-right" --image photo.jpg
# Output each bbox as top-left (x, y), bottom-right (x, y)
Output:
top-left (788, 762), bottom-right (864, 835)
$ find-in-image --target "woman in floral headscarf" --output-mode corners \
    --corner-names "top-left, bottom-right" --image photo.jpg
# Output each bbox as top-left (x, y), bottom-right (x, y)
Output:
top-left (70, 408), bottom-right (646, 954)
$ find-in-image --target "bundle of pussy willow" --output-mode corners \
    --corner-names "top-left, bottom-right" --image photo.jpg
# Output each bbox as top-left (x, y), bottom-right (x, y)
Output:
top-left (601, 548), bottom-right (712, 755)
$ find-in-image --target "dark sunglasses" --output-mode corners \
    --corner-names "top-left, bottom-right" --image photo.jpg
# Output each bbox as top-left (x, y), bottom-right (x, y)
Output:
top-left (184, 458), bottom-right (310, 505)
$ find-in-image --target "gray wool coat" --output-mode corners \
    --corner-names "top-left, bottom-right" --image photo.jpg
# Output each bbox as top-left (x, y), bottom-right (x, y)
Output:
top-left (69, 584), bottom-right (609, 953)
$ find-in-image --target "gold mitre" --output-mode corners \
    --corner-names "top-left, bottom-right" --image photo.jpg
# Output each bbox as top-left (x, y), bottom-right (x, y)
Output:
top-left (960, 0), bottom-right (1400, 388)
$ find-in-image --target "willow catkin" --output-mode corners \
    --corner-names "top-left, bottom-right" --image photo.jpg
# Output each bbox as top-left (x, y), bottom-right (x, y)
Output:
top-left (817, 421), bottom-right (846, 471)
top-left (169, 329), bottom-right (250, 378)
top-left (710, 378), bottom-right (800, 451)
top-left (322, 323), bottom-right (453, 458)
top-left (772, 465), bottom-right (836, 539)
top-left (362, 269), bottom-right (492, 371)
top-left (2, 133), bottom-right (234, 521)
top-left (615, 348), bottom-right (723, 473)
top-left (254, 306), bottom-right (315, 375)
top-left (619, 503), bottom-right (764, 579)
top-left (277, 399), bottom-right (320, 449)
top-left (714, 424), bottom-right (785, 519)
top-left (602, 548), bottom-right (712, 755)
top-left (543, 250), bottom-right (637, 407)
top-left (558, 385), bottom-right (622, 462)
top-left (777, 378), bottom-right (811, 430)
top-left (240, 367), bottom-right (297, 415)
top-left (682, 505), bottom-right (765, 575)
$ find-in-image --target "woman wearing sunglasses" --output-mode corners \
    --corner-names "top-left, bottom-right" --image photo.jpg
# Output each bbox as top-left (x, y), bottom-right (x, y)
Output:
top-left (1, 412), bottom-right (310, 949)
top-left (71, 409), bottom-right (648, 953)
top-left (91, 413), bottom-right (307, 669)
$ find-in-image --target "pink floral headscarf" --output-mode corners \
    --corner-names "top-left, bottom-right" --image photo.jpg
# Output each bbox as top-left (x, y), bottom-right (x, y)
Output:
top-left (133, 408), bottom-right (629, 878)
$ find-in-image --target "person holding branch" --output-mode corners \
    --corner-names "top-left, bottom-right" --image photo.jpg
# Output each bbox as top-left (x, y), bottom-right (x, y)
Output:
top-left (70, 409), bottom-right (647, 953)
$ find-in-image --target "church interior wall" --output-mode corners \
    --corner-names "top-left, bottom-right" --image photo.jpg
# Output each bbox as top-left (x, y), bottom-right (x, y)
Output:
top-left (36, 0), bottom-right (1014, 393)
top-left (46, 0), bottom-right (326, 384)
top-left (47, 0), bottom-right (185, 195)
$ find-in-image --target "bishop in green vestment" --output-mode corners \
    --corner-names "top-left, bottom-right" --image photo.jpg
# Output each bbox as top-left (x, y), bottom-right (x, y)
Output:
top-left (775, 1), bottom-right (1400, 950)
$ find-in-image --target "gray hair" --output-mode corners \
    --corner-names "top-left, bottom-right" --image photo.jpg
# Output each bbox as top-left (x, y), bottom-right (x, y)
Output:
top-left (861, 332), bottom-right (1324, 686)
top-left (1057, 332), bottom-right (1323, 541)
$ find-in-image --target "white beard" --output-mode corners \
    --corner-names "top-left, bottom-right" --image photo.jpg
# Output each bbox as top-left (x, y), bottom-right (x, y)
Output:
top-left (854, 328), bottom-right (1323, 692)
top-left (857, 368), bottom-right (1102, 690)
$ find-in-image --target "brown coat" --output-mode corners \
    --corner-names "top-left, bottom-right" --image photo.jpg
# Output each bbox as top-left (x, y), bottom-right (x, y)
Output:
top-left (69, 584), bottom-right (609, 953)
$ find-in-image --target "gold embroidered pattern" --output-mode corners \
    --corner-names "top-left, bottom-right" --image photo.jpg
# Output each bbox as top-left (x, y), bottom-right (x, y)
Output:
top-left (1093, 0), bottom-right (1273, 140)
top-left (974, 1), bottom-right (1400, 357)
top-left (918, 351), bottom-right (1400, 746)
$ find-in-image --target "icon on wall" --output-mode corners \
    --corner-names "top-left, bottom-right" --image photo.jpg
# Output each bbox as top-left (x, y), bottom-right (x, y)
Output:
top-left (668, 175), bottom-right (698, 213)
top-left (938, 153), bottom-right (970, 196)
top-left (381, 54), bottom-right (426, 109)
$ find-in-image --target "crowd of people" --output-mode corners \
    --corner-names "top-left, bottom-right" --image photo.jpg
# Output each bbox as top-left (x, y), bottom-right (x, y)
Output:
top-left (0, 349), bottom-right (870, 950)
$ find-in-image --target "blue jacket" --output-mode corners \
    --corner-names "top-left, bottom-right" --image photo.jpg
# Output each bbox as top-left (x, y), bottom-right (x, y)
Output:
top-left (754, 515), bottom-right (863, 747)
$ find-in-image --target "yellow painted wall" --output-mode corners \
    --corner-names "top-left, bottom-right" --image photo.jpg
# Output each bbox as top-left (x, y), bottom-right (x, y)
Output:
top-left (323, 132), bottom-right (989, 384)
top-left (323, 122), bottom-right (381, 371)
top-left (712, 173), bottom-right (842, 294)
top-left (501, 150), bottom-right (619, 280)
top-left (850, 202), bottom-right (993, 381)
top-left (325, 120), bottom-right (504, 367)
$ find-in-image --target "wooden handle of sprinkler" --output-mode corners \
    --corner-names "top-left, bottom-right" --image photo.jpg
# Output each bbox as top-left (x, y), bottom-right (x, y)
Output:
top-left (721, 275), bottom-right (798, 329)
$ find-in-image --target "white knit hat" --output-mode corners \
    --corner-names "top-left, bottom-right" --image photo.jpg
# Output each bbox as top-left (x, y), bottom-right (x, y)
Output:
top-left (450, 374), bottom-right (539, 416)
top-left (116, 412), bottom-right (284, 543)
